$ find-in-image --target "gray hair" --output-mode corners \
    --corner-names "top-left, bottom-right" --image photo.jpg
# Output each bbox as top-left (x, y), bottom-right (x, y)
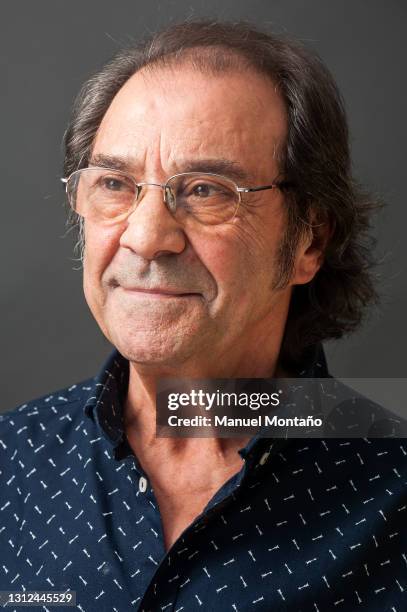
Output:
top-left (63, 20), bottom-right (380, 369)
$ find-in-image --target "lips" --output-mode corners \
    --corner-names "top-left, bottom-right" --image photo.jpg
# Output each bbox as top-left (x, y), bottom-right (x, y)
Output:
top-left (119, 286), bottom-right (200, 297)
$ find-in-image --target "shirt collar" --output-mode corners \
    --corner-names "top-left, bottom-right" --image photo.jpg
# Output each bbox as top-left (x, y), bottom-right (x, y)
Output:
top-left (84, 350), bottom-right (129, 449)
top-left (84, 343), bottom-right (330, 462)
top-left (236, 343), bottom-right (330, 461)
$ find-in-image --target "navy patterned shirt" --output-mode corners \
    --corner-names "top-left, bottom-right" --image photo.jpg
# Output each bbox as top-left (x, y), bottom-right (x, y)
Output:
top-left (0, 347), bottom-right (406, 611)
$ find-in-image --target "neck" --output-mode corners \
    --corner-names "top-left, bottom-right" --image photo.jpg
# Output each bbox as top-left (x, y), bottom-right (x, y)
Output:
top-left (123, 320), bottom-right (287, 460)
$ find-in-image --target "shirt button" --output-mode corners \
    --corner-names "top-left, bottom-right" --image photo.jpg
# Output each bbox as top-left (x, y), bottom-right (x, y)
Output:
top-left (138, 476), bottom-right (148, 492)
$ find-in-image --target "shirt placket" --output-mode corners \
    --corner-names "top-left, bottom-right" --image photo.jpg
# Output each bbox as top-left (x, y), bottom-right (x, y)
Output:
top-left (136, 442), bottom-right (279, 611)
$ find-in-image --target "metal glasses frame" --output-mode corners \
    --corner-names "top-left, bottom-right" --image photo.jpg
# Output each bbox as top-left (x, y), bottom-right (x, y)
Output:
top-left (61, 167), bottom-right (291, 220)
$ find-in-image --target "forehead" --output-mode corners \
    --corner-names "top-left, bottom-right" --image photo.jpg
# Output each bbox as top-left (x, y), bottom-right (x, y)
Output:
top-left (92, 64), bottom-right (287, 178)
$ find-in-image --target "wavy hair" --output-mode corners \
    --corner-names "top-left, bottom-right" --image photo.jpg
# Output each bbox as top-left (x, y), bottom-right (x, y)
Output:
top-left (63, 20), bottom-right (380, 368)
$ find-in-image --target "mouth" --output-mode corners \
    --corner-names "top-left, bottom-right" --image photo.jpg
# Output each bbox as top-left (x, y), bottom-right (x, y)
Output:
top-left (118, 286), bottom-right (202, 299)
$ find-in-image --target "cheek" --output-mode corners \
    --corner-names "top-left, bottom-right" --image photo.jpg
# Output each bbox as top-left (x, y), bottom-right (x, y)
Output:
top-left (187, 225), bottom-right (273, 302)
top-left (185, 225), bottom-right (241, 291)
top-left (83, 223), bottom-right (122, 304)
top-left (213, 218), bottom-right (281, 277)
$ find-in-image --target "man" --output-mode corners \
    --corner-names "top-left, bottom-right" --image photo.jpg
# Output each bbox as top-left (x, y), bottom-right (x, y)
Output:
top-left (0, 20), bottom-right (405, 611)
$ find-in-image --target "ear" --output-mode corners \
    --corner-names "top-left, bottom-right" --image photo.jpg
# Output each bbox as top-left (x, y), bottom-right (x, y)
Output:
top-left (291, 213), bottom-right (332, 286)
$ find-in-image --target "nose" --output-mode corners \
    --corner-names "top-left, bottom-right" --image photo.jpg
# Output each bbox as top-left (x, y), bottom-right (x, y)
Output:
top-left (119, 184), bottom-right (186, 260)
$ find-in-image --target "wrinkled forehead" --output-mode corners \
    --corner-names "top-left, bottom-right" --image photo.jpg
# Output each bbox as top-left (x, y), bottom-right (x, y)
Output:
top-left (92, 63), bottom-right (288, 180)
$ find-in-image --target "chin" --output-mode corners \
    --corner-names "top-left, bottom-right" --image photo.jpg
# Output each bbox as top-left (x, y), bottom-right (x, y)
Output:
top-left (103, 306), bottom-right (214, 367)
top-left (108, 329), bottom-right (202, 369)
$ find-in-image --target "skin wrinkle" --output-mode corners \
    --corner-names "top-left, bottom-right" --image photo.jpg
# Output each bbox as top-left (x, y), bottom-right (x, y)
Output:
top-left (88, 153), bottom-right (252, 185)
top-left (73, 161), bottom-right (282, 264)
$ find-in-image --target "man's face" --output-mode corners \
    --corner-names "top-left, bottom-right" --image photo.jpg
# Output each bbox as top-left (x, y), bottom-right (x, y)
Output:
top-left (83, 65), bottom-right (315, 373)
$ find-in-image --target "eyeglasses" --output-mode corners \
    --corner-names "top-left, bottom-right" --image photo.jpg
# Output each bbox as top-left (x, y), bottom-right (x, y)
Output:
top-left (62, 166), bottom-right (289, 226)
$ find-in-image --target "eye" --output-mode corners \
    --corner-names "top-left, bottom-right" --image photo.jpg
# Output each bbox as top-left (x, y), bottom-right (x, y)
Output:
top-left (184, 180), bottom-right (232, 200)
top-left (98, 175), bottom-right (134, 192)
top-left (191, 182), bottom-right (218, 198)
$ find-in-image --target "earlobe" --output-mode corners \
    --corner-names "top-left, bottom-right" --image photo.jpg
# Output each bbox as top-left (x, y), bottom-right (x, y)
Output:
top-left (293, 250), bottom-right (323, 285)
top-left (292, 220), bottom-right (331, 285)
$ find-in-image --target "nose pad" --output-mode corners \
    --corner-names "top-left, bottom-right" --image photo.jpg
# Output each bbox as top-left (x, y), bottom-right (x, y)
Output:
top-left (130, 183), bottom-right (166, 216)
top-left (135, 185), bottom-right (143, 201)
top-left (164, 186), bottom-right (177, 214)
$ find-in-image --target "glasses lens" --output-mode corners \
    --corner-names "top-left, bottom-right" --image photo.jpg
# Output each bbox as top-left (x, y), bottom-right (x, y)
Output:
top-left (66, 168), bottom-right (136, 222)
top-left (167, 173), bottom-right (240, 225)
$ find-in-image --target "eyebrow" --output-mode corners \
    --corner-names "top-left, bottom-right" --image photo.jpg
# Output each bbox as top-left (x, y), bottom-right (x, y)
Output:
top-left (88, 153), bottom-right (252, 184)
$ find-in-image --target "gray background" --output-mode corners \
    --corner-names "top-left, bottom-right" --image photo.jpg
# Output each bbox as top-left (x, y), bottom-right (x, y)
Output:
top-left (1, 0), bottom-right (406, 412)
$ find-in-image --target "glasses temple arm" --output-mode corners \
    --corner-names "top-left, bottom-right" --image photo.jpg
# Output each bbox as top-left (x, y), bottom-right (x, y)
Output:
top-left (240, 180), bottom-right (294, 193)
